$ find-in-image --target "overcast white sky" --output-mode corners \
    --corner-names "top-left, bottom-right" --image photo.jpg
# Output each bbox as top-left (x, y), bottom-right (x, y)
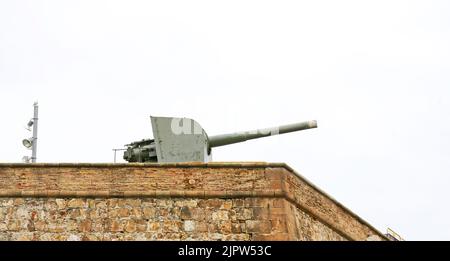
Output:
top-left (1, 0), bottom-right (449, 240)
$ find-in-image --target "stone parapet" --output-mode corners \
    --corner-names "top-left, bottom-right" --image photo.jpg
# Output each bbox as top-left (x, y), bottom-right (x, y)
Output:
top-left (0, 163), bottom-right (387, 241)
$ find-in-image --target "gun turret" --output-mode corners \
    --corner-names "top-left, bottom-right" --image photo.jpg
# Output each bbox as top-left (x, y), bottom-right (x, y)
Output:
top-left (123, 116), bottom-right (317, 163)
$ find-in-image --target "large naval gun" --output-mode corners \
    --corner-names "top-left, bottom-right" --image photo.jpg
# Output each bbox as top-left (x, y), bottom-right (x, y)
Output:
top-left (123, 116), bottom-right (317, 163)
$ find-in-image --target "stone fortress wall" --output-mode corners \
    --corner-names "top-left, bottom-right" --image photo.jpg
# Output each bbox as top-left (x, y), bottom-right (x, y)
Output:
top-left (0, 163), bottom-right (387, 241)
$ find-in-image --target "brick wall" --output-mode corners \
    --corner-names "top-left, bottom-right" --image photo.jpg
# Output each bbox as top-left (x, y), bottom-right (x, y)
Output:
top-left (0, 163), bottom-right (386, 241)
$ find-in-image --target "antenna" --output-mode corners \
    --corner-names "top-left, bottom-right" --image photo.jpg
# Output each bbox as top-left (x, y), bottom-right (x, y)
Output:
top-left (112, 148), bottom-right (126, 163)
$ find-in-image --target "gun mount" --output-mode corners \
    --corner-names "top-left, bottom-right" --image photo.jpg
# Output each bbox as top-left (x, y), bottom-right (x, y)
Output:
top-left (123, 116), bottom-right (317, 163)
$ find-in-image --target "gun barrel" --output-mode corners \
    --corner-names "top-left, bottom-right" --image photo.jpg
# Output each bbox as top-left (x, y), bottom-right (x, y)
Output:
top-left (208, 120), bottom-right (317, 148)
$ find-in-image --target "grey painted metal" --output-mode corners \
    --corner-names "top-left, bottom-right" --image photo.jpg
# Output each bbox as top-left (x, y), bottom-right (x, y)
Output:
top-left (31, 102), bottom-right (38, 163)
top-left (209, 120), bottom-right (317, 148)
top-left (123, 116), bottom-right (318, 163)
top-left (151, 116), bottom-right (210, 163)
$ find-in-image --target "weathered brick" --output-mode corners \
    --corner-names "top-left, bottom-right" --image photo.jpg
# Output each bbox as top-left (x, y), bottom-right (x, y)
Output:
top-left (272, 198), bottom-right (285, 208)
top-left (198, 199), bottom-right (222, 209)
top-left (78, 220), bottom-right (92, 232)
top-left (55, 199), bottom-right (67, 210)
top-left (87, 199), bottom-right (96, 209)
top-left (68, 199), bottom-right (86, 208)
top-left (163, 221), bottom-right (181, 232)
top-left (179, 206), bottom-right (192, 220)
top-left (195, 222), bottom-right (208, 233)
top-left (245, 220), bottom-right (272, 234)
top-left (269, 207), bottom-right (286, 215)
top-left (117, 208), bottom-right (129, 218)
top-left (143, 207), bottom-right (157, 219)
top-left (212, 210), bottom-right (229, 221)
top-left (231, 223), bottom-right (242, 233)
top-left (108, 220), bottom-right (123, 232)
top-left (183, 220), bottom-right (195, 232)
top-left (253, 233), bottom-right (290, 241)
top-left (124, 220), bottom-right (136, 233)
top-left (271, 219), bottom-right (288, 233)
top-left (253, 207), bottom-right (270, 220)
top-left (235, 208), bottom-right (253, 220)
top-left (219, 221), bottom-right (232, 234)
top-left (124, 199), bottom-right (142, 208)
top-left (147, 221), bottom-right (161, 231)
